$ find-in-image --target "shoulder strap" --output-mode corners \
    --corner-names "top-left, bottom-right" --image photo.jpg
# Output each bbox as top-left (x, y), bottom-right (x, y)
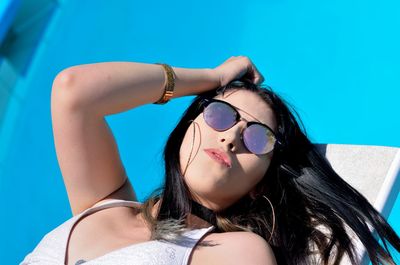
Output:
top-left (84, 199), bottom-right (142, 214)
top-left (181, 226), bottom-right (215, 265)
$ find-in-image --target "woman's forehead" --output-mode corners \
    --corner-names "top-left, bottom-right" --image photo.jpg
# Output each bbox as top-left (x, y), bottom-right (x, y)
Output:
top-left (214, 89), bottom-right (276, 129)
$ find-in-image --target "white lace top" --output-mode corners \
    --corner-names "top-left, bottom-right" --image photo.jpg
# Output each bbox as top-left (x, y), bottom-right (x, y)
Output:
top-left (20, 199), bottom-right (215, 265)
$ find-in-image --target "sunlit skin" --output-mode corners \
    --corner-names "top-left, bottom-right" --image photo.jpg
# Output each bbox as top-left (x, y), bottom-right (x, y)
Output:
top-left (179, 89), bottom-right (278, 212)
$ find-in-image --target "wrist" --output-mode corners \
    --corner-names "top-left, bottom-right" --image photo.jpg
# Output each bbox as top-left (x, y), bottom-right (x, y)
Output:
top-left (205, 68), bottom-right (222, 88)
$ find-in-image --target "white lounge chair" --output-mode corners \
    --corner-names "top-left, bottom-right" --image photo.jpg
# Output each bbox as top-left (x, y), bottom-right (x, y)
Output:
top-left (314, 144), bottom-right (400, 264)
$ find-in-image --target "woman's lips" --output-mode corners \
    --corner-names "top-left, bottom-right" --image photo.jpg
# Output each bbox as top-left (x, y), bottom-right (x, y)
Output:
top-left (204, 148), bottom-right (232, 168)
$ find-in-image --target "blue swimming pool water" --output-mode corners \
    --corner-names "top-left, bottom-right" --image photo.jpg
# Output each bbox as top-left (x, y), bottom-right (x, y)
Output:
top-left (1, 0), bottom-right (399, 264)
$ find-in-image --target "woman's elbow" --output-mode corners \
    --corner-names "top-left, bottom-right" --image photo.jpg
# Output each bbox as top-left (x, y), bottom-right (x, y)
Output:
top-left (51, 67), bottom-right (87, 111)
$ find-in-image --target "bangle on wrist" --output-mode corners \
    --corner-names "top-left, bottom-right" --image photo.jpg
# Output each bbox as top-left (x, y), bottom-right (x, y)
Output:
top-left (154, 63), bottom-right (175, 104)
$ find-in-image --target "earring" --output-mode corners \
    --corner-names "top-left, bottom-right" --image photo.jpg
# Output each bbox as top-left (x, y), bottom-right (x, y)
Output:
top-left (257, 195), bottom-right (276, 243)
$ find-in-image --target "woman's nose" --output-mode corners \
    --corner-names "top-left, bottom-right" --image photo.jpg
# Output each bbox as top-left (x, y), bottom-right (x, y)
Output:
top-left (218, 122), bottom-right (246, 153)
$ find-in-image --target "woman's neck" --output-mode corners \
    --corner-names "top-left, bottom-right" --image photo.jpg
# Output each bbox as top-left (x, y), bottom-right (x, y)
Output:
top-left (146, 198), bottom-right (216, 229)
top-left (189, 199), bottom-right (217, 228)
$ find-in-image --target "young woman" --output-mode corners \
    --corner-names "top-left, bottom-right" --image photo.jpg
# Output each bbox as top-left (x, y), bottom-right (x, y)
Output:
top-left (21, 56), bottom-right (400, 265)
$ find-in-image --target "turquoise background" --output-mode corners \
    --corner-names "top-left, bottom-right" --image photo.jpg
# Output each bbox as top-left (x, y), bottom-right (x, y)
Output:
top-left (0, 0), bottom-right (399, 264)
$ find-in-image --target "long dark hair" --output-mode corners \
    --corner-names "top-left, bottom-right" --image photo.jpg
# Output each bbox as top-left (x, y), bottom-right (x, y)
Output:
top-left (142, 80), bottom-right (400, 264)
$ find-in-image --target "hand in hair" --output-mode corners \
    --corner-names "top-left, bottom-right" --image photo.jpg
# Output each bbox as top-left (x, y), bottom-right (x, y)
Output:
top-left (213, 56), bottom-right (265, 87)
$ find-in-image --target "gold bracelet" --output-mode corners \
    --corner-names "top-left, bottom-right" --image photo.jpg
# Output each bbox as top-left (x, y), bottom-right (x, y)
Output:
top-left (154, 63), bottom-right (175, 104)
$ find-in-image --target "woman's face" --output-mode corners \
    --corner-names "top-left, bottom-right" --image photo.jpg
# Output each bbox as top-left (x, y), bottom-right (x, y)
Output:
top-left (179, 89), bottom-right (277, 211)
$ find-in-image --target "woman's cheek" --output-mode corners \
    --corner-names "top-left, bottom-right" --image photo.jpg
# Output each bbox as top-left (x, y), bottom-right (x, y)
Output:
top-left (243, 158), bottom-right (270, 184)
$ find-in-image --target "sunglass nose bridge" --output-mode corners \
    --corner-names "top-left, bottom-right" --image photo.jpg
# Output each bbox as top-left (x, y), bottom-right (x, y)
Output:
top-left (237, 119), bottom-right (248, 132)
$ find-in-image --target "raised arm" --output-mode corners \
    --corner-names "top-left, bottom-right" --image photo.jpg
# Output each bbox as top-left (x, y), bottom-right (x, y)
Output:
top-left (51, 62), bottom-right (220, 215)
top-left (51, 55), bottom-right (265, 215)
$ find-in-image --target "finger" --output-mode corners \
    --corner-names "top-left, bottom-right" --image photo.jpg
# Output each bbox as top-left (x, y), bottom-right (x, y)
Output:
top-left (254, 74), bottom-right (265, 85)
top-left (252, 67), bottom-right (265, 84)
top-left (249, 61), bottom-right (264, 85)
top-left (226, 56), bottom-right (237, 62)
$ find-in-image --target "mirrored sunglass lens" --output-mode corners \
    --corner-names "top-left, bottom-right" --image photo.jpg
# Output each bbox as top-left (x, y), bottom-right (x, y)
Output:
top-left (204, 102), bottom-right (237, 131)
top-left (243, 124), bottom-right (275, 154)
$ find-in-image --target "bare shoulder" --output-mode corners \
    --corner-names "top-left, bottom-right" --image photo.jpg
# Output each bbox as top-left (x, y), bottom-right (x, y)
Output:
top-left (191, 231), bottom-right (277, 265)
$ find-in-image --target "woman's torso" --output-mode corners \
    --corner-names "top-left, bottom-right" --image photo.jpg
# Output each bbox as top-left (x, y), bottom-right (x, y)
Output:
top-left (66, 200), bottom-right (152, 265)
top-left (21, 199), bottom-right (229, 265)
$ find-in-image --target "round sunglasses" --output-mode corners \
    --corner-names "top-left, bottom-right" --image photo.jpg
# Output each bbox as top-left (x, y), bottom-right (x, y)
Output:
top-left (200, 98), bottom-right (280, 155)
